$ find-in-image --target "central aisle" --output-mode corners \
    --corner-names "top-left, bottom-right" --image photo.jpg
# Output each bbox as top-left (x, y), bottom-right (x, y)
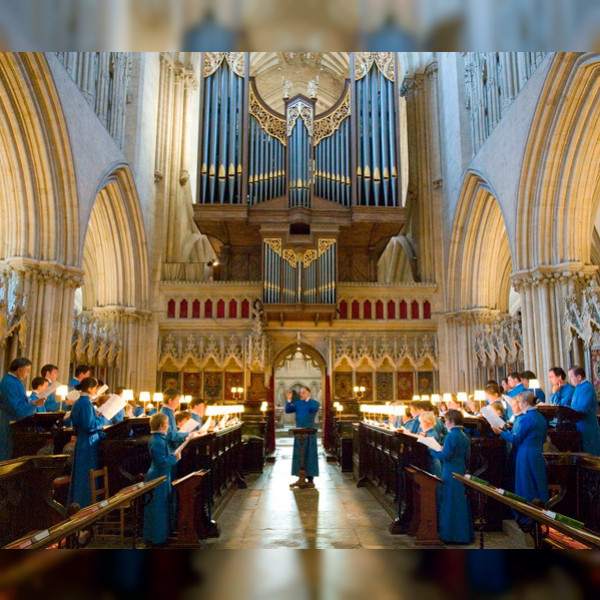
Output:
top-left (199, 436), bottom-right (528, 549)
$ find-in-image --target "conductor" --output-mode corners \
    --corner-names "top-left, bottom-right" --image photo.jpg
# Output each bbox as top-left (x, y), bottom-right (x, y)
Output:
top-left (285, 386), bottom-right (320, 488)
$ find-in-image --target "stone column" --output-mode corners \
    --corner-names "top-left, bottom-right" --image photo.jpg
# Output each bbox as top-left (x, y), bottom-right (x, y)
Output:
top-left (0, 259), bottom-right (84, 381)
top-left (511, 263), bottom-right (597, 377)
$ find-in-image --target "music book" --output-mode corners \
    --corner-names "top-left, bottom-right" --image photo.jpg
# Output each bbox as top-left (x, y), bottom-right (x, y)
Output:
top-left (481, 405), bottom-right (506, 430)
top-left (178, 418), bottom-right (199, 434)
top-left (417, 436), bottom-right (443, 452)
top-left (66, 390), bottom-right (80, 402)
top-left (96, 394), bottom-right (126, 421)
top-left (37, 381), bottom-right (60, 400)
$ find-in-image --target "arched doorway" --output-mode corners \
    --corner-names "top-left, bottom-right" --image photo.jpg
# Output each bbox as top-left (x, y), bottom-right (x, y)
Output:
top-left (272, 343), bottom-right (327, 444)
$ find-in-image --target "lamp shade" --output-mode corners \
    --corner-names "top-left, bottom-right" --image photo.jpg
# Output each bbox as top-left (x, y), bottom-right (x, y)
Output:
top-left (153, 392), bottom-right (163, 404)
top-left (457, 392), bottom-right (468, 403)
top-left (139, 391), bottom-right (150, 403)
top-left (474, 390), bottom-right (486, 401)
top-left (122, 389), bottom-right (134, 402)
top-left (529, 379), bottom-right (540, 390)
top-left (56, 385), bottom-right (69, 398)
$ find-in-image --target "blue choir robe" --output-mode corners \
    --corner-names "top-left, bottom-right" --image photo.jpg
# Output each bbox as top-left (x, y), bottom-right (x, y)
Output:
top-left (550, 384), bottom-right (574, 407)
top-left (530, 388), bottom-right (546, 403)
top-left (44, 378), bottom-right (60, 412)
top-left (502, 412), bottom-right (524, 492)
top-left (29, 392), bottom-right (46, 413)
top-left (425, 429), bottom-right (443, 478)
top-left (403, 417), bottom-right (421, 434)
top-left (111, 408), bottom-right (125, 424)
top-left (0, 373), bottom-right (36, 461)
top-left (67, 394), bottom-right (105, 508)
top-left (500, 408), bottom-right (549, 503)
top-left (160, 406), bottom-right (187, 450)
top-left (99, 414), bottom-right (112, 427)
top-left (507, 383), bottom-right (525, 398)
top-left (68, 377), bottom-right (79, 391)
top-left (571, 380), bottom-right (600, 456)
top-left (285, 398), bottom-right (320, 478)
top-left (430, 426), bottom-right (474, 544)
top-left (434, 418), bottom-right (447, 439)
top-left (133, 405), bottom-right (144, 417)
top-left (143, 432), bottom-right (178, 545)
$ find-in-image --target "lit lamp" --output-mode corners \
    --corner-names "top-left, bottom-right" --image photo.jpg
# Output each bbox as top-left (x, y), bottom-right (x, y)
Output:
top-left (122, 389), bottom-right (134, 403)
top-left (353, 386), bottom-right (366, 400)
top-left (57, 385), bottom-right (69, 410)
top-left (412, 395), bottom-right (420, 401)
top-left (260, 401), bottom-right (268, 414)
top-left (529, 379), bottom-right (540, 392)
top-left (231, 386), bottom-right (244, 401)
top-left (421, 394), bottom-right (430, 401)
top-left (431, 394), bottom-right (441, 405)
top-left (443, 393), bottom-right (452, 404)
top-left (153, 392), bottom-right (163, 410)
top-left (182, 395), bottom-right (192, 408)
top-left (139, 391), bottom-right (150, 407)
top-left (474, 389), bottom-right (486, 411)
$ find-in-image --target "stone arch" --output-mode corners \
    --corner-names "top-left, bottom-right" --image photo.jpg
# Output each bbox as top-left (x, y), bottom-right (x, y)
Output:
top-left (82, 165), bottom-right (149, 310)
top-left (0, 53), bottom-right (80, 375)
top-left (516, 52), bottom-right (600, 271)
top-left (448, 171), bottom-right (513, 313)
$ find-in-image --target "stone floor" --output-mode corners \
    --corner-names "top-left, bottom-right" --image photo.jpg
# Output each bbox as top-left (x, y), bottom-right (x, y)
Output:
top-left (198, 436), bottom-right (528, 549)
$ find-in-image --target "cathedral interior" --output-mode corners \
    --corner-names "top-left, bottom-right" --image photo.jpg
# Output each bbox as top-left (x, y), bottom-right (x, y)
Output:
top-left (1, 51), bottom-right (600, 557)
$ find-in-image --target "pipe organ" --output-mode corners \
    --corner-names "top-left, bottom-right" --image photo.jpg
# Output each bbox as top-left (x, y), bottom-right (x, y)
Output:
top-left (262, 239), bottom-right (337, 306)
top-left (195, 52), bottom-right (405, 316)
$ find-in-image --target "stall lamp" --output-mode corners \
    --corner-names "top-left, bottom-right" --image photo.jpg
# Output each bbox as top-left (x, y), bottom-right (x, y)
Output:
top-left (139, 391), bottom-right (150, 404)
top-left (153, 392), bottom-right (163, 405)
top-left (56, 385), bottom-right (69, 398)
top-left (474, 390), bottom-right (486, 402)
top-left (122, 389), bottom-right (134, 402)
top-left (457, 392), bottom-right (468, 404)
top-left (529, 379), bottom-right (540, 390)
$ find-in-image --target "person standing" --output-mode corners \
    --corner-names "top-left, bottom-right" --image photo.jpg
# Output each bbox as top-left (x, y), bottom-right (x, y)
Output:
top-left (494, 392), bottom-right (549, 503)
top-left (0, 358), bottom-right (43, 461)
top-left (568, 366), bottom-right (600, 457)
top-left (428, 409), bottom-right (474, 544)
top-left (548, 367), bottom-right (574, 407)
top-left (67, 377), bottom-right (104, 508)
top-left (285, 386), bottom-right (320, 488)
top-left (40, 364), bottom-right (59, 412)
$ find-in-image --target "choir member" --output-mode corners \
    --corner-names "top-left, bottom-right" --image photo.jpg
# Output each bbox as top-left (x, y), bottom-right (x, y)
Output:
top-left (548, 367), bottom-right (574, 406)
top-left (67, 377), bottom-right (104, 508)
top-left (41, 363), bottom-right (59, 411)
top-left (484, 383), bottom-right (512, 420)
top-left (175, 411), bottom-right (192, 430)
top-left (189, 398), bottom-right (206, 427)
top-left (506, 372), bottom-right (524, 397)
top-left (501, 377), bottom-right (510, 394)
top-left (160, 389), bottom-right (188, 450)
top-left (285, 386), bottom-right (320, 488)
top-left (494, 392), bottom-right (549, 503)
top-left (403, 401), bottom-right (425, 433)
top-left (143, 413), bottom-right (181, 547)
top-left (429, 409), bottom-right (474, 544)
top-left (124, 403), bottom-right (135, 419)
top-left (419, 412), bottom-right (443, 478)
top-left (95, 394), bottom-right (112, 427)
top-left (0, 358), bottom-right (43, 461)
top-left (568, 366), bottom-right (600, 456)
top-left (29, 377), bottom-right (49, 412)
top-left (520, 370), bottom-right (546, 403)
top-left (69, 365), bottom-right (92, 390)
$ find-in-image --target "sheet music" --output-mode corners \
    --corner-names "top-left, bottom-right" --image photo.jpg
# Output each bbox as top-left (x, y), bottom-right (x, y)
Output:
top-left (481, 405), bottom-right (506, 430)
top-left (417, 436), bottom-right (443, 452)
top-left (96, 394), bottom-right (126, 421)
top-left (66, 390), bottom-right (80, 402)
top-left (199, 416), bottom-right (212, 433)
top-left (174, 436), bottom-right (192, 455)
top-left (178, 418), bottom-right (199, 433)
top-left (92, 384), bottom-right (109, 399)
top-left (37, 381), bottom-right (60, 400)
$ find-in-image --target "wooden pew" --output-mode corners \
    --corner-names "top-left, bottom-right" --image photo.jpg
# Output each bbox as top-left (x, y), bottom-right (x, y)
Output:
top-left (404, 465), bottom-right (443, 545)
top-left (10, 412), bottom-right (71, 457)
top-left (0, 455), bottom-right (69, 546)
top-left (456, 473), bottom-right (600, 549)
top-left (171, 470), bottom-right (220, 544)
top-left (3, 477), bottom-right (166, 549)
top-left (544, 452), bottom-right (600, 534)
top-left (354, 422), bottom-right (509, 534)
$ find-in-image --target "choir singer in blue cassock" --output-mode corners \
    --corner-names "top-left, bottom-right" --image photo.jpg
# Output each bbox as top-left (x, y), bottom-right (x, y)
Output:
top-left (568, 365), bottom-right (600, 457)
top-left (494, 391), bottom-right (549, 503)
top-left (429, 409), bottom-right (474, 544)
top-left (285, 386), bottom-right (320, 488)
top-left (0, 358), bottom-right (44, 461)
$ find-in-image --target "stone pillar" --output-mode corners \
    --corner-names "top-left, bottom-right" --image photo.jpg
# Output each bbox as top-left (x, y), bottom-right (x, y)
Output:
top-left (0, 259), bottom-right (83, 381)
top-left (511, 263), bottom-right (597, 377)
